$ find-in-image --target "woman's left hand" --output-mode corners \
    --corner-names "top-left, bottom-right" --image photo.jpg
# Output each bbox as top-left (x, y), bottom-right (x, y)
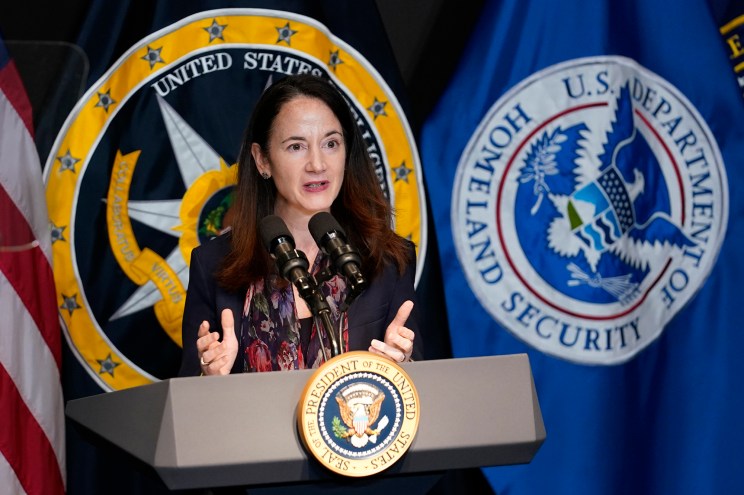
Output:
top-left (369, 300), bottom-right (415, 363)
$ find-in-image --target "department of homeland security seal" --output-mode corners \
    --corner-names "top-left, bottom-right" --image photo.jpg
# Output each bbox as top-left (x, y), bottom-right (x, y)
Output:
top-left (43, 9), bottom-right (426, 391)
top-left (297, 351), bottom-right (419, 476)
top-left (452, 56), bottom-right (728, 365)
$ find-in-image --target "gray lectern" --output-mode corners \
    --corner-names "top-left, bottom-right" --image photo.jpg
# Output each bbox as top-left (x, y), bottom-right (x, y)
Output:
top-left (66, 354), bottom-right (545, 492)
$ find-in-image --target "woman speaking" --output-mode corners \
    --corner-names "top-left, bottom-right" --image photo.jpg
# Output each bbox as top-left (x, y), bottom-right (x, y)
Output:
top-left (179, 74), bottom-right (421, 376)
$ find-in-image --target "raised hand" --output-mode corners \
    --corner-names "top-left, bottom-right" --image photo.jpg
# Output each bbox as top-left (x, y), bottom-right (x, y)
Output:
top-left (368, 300), bottom-right (415, 363)
top-left (197, 308), bottom-right (239, 375)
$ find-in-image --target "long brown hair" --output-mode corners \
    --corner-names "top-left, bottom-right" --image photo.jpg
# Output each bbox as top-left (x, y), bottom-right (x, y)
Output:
top-left (218, 74), bottom-right (412, 292)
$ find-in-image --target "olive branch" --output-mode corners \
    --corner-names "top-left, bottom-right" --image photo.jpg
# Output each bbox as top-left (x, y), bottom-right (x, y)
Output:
top-left (332, 416), bottom-right (347, 439)
top-left (518, 129), bottom-right (567, 214)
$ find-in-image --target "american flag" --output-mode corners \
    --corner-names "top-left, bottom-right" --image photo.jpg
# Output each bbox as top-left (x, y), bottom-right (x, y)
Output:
top-left (0, 36), bottom-right (66, 494)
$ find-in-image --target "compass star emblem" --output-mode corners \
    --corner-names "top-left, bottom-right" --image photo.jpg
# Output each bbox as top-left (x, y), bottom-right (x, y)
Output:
top-left (44, 10), bottom-right (426, 390)
top-left (108, 95), bottom-right (237, 322)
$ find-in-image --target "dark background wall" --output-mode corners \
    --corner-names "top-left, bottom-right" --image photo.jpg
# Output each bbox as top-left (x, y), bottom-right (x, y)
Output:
top-left (0, 0), bottom-right (485, 359)
top-left (0, 0), bottom-right (487, 363)
top-left (0, 2), bottom-right (492, 493)
top-left (0, 0), bottom-right (484, 132)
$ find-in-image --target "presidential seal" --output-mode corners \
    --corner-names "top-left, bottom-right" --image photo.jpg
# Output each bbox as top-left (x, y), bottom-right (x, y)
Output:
top-left (297, 351), bottom-right (419, 477)
top-left (452, 56), bottom-right (728, 365)
top-left (43, 9), bottom-right (426, 390)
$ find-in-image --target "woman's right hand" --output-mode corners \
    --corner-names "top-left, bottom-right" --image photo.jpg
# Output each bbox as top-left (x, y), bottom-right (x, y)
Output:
top-left (197, 308), bottom-right (238, 375)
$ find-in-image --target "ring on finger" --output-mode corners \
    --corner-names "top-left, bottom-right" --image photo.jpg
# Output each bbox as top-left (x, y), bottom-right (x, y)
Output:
top-left (200, 356), bottom-right (210, 366)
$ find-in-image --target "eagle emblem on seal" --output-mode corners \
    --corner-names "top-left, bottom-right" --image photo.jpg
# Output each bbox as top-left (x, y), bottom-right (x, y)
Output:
top-left (334, 382), bottom-right (389, 448)
top-left (519, 83), bottom-right (695, 304)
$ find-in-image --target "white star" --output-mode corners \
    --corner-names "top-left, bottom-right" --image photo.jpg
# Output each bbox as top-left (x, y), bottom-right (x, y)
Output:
top-left (367, 98), bottom-right (388, 120)
top-left (141, 45), bottom-right (165, 69)
top-left (108, 96), bottom-right (230, 321)
top-left (60, 293), bottom-right (82, 316)
top-left (203, 19), bottom-right (227, 42)
top-left (57, 149), bottom-right (80, 173)
top-left (96, 353), bottom-right (121, 376)
top-left (329, 50), bottom-right (344, 71)
top-left (95, 89), bottom-right (116, 113)
top-left (276, 22), bottom-right (297, 45)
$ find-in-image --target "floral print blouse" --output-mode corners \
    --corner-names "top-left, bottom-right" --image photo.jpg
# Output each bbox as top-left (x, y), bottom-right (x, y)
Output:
top-left (240, 253), bottom-right (350, 372)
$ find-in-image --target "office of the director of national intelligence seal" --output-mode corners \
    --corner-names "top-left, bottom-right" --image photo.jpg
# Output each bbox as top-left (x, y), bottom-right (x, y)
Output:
top-left (43, 9), bottom-right (426, 391)
top-left (452, 56), bottom-right (728, 365)
top-left (298, 351), bottom-right (419, 476)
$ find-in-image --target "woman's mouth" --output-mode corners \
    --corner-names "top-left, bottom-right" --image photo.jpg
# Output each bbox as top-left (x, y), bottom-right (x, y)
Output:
top-left (304, 180), bottom-right (329, 191)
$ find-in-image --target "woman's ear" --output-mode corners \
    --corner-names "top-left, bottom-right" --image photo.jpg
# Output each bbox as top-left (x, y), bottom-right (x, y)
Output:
top-left (251, 143), bottom-right (269, 177)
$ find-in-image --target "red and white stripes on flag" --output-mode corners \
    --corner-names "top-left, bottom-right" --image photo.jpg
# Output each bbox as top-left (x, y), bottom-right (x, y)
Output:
top-left (0, 39), bottom-right (66, 495)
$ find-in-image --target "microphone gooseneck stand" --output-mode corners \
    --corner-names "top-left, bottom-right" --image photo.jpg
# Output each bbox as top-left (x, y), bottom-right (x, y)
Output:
top-left (315, 267), bottom-right (350, 356)
top-left (272, 249), bottom-right (342, 359)
top-left (309, 212), bottom-right (373, 357)
top-left (262, 214), bottom-right (367, 360)
top-left (307, 288), bottom-right (342, 359)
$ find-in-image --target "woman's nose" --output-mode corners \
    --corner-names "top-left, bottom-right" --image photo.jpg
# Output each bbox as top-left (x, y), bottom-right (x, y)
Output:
top-left (306, 147), bottom-right (326, 172)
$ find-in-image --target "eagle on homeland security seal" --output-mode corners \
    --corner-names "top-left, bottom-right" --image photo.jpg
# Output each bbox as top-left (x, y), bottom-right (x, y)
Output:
top-left (43, 9), bottom-right (426, 391)
top-left (452, 56), bottom-right (728, 365)
top-left (298, 351), bottom-right (419, 477)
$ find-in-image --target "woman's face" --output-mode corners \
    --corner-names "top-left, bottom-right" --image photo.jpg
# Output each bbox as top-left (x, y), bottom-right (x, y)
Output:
top-left (252, 96), bottom-right (346, 222)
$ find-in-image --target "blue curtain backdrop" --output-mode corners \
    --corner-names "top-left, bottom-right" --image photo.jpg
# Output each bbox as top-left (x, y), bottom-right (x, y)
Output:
top-left (421, 0), bottom-right (744, 494)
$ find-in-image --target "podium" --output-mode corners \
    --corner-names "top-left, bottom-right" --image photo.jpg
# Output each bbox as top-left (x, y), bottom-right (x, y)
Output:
top-left (66, 354), bottom-right (545, 491)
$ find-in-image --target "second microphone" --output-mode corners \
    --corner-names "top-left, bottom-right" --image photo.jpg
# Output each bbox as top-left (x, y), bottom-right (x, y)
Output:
top-left (308, 212), bottom-right (368, 299)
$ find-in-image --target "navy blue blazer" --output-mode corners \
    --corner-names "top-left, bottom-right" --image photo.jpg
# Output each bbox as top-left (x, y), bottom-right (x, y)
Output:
top-left (178, 233), bottom-right (422, 376)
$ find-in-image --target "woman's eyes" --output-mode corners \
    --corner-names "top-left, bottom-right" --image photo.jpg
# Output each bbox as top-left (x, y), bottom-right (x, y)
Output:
top-left (325, 137), bottom-right (346, 149)
top-left (286, 139), bottom-right (341, 152)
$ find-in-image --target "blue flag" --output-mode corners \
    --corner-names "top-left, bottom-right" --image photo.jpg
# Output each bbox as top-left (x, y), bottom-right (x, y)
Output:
top-left (421, 1), bottom-right (744, 493)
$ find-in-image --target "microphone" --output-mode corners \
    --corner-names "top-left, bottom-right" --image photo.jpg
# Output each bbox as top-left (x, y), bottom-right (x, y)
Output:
top-left (259, 214), bottom-right (341, 357)
top-left (308, 212), bottom-right (367, 298)
top-left (259, 215), bottom-right (315, 297)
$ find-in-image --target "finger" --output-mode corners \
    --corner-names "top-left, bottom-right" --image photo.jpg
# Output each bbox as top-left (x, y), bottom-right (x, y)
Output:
top-left (368, 342), bottom-right (392, 360)
top-left (197, 320), bottom-right (211, 338)
top-left (390, 301), bottom-right (414, 328)
top-left (197, 332), bottom-right (219, 354)
top-left (369, 339), bottom-right (385, 352)
top-left (395, 326), bottom-right (415, 342)
top-left (205, 354), bottom-right (231, 376)
top-left (367, 345), bottom-right (385, 357)
top-left (390, 333), bottom-right (414, 355)
top-left (370, 339), bottom-right (406, 363)
top-left (221, 309), bottom-right (236, 342)
top-left (201, 339), bottom-right (223, 364)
